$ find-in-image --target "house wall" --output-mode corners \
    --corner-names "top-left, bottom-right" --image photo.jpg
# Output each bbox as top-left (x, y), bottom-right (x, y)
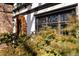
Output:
top-left (13, 18), bottom-right (16, 33)
top-left (13, 3), bottom-right (79, 35)
top-left (26, 13), bottom-right (35, 35)
top-left (27, 3), bottom-right (79, 35)
top-left (76, 3), bottom-right (79, 20)
top-left (13, 3), bottom-right (40, 35)
top-left (37, 3), bottom-right (77, 14)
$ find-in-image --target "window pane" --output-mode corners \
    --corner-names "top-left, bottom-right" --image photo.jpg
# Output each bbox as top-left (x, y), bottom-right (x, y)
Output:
top-left (48, 23), bottom-right (58, 29)
top-left (38, 24), bottom-right (42, 31)
top-left (60, 13), bottom-right (68, 21)
top-left (60, 22), bottom-right (67, 29)
top-left (49, 14), bottom-right (58, 22)
top-left (38, 17), bottom-right (46, 24)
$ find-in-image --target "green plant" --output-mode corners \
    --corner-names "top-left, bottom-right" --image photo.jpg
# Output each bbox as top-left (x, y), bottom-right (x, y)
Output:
top-left (0, 16), bottom-right (79, 56)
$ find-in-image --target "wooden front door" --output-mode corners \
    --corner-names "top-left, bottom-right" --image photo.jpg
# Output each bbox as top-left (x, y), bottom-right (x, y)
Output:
top-left (16, 15), bottom-right (27, 35)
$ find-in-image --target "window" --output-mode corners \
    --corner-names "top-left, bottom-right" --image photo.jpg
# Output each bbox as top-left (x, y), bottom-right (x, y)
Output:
top-left (60, 22), bottom-right (67, 29)
top-left (60, 13), bottom-right (68, 21)
top-left (49, 15), bottom-right (58, 22)
top-left (36, 17), bottom-right (47, 32)
top-left (35, 9), bottom-right (76, 34)
top-left (50, 23), bottom-right (58, 29)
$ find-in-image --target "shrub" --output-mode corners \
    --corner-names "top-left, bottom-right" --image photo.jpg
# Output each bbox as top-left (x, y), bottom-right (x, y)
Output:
top-left (0, 16), bottom-right (79, 56)
top-left (25, 16), bottom-right (79, 56)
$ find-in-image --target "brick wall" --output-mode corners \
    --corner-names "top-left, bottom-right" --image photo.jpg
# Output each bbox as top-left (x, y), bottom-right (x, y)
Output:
top-left (0, 3), bottom-right (13, 33)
